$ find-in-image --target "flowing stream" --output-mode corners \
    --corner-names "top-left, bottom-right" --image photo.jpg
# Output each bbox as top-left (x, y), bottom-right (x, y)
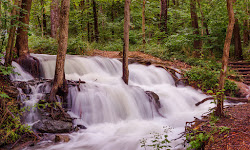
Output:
top-left (11, 54), bottom-right (217, 150)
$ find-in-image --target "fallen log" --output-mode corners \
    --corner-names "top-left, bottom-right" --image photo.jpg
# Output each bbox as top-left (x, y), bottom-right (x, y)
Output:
top-left (195, 96), bottom-right (249, 106)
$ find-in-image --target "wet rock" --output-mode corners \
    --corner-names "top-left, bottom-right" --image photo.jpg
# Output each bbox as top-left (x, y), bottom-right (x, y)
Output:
top-left (17, 82), bottom-right (32, 94)
top-left (145, 91), bottom-right (161, 108)
top-left (77, 124), bottom-right (87, 129)
top-left (54, 135), bottom-right (70, 143)
top-left (33, 119), bottom-right (73, 133)
top-left (15, 55), bottom-right (41, 78)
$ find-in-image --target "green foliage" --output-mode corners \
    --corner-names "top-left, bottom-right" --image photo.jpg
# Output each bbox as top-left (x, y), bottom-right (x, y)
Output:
top-left (140, 126), bottom-right (171, 150)
top-left (29, 35), bottom-right (88, 55)
top-left (0, 92), bottom-right (33, 146)
top-left (0, 65), bottom-right (15, 76)
top-left (184, 58), bottom-right (238, 96)
top-left (186, 120), bottom-right (230, 150)
top-left (29, 35), bottom-right (58, 54)
top-left (186, 132), bottom-right (210, 150)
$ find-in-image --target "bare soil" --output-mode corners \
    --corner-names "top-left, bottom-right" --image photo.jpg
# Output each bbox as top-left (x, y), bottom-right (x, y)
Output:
top-left (86, 49), bottom-right (191, 70)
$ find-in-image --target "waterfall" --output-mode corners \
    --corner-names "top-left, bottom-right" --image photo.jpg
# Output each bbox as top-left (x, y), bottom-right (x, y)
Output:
top-left (12, 54), bottom-right (216, 149)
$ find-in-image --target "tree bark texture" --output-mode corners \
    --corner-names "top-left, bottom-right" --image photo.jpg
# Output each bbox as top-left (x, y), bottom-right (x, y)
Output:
top-left (243, 20), bottom-right (249, 46)
top-left (50, 0), bottom-right (60, 38)
top-left (233, 18), bottom-right (243, 60)
top-left (160, 0), bottom-right (168, 34)
top-left (16, 0), bottom-right (32, 57)
top-left (190, 0), bottom-right (202, 51)
top-left (49, 0), bottom-right (70, 102)
top-left (5, 0), bottom-right (19, 66)
top-left (142, 0), bottom-right (146, 44)
top-left (122, 0), bottom-right (130, 84)
top-left (215, 0), bottom-right (235, 117)
top-left (93, 0), bottom-right (99, 42)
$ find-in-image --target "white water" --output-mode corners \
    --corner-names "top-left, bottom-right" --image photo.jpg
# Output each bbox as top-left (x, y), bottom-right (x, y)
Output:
top-left (12, 54), bottom-right (217, 149)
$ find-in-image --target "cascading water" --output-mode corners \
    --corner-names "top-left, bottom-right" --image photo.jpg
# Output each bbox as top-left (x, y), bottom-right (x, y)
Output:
top-left (12, 54), bottom-right (217, 149)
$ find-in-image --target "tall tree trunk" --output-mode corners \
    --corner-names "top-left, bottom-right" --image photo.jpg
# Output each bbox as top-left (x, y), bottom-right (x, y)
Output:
top-left (0, 1), bottom-right (1, 26)
top-left (49, 0), bottom-right (70, 102)
top-left (122, 0), bottom-right (130, 84)
top-left (160, 0), bottom-right (168, 34)
top-left (86, 0), bottom-right (91, 42)
top-left (233, 18), bottom-right (243, 60)
top-left (43, 13), bottom-right (46, 32)
top-left (50, 0), bottom-right (59, 38)
top-left (215, 0), bottom-right (235, 117)
top-left (41, 0), bottom-right (44, 37)
top-left (142, 0), bottom-right (146, 44)
top-left (172, 0), bottom-right (175, 5)
top-left (190, 0), bottom-right (202, 52)
top-left (80, 0), bottom-right (85, 40)
top-left (16, 0), bottom-right (32, 57)
top-left (111, 0), bottom-right (114, 36)
top-left (243, 20), bottom-right (249, 46)
top-left (197, 0), bottom-right (204, 37)
top-left (92, 0), bottom-right (99, 42)
top-left (5, 0), bottom-right (19, 66)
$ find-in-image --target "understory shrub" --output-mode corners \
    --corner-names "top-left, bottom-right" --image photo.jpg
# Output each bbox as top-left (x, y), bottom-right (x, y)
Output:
top-left (29, 35), bottom-right (87, 55)
top-left (184, 63), bottom-right (238, 96)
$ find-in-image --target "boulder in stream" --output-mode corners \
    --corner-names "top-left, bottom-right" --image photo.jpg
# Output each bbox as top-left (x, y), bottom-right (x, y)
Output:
top-left (33, 119), bottom-right (73, 133)
top-left (145, 91), bottom-right (161, 109)
top-left (54, 135), bottom-right (70, 143)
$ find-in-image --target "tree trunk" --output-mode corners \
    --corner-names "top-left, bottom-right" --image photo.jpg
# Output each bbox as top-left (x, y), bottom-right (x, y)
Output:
top-left (92, 0), bottom-right (99, 42)
top-left (172, 0), bottom-right (175, 5)
top-left (5, 0), bottom-right (19, 66)
top-left (86, 0), bottom-right (91, 42)
top-left (243, 20), bottom-right (249, 46)
top-left (50, 0), bottom-right (60, 38)
top-left (41, 0), bottom-right (44, 37)
top-left (49, 0), bottom-right (70, 102)
top-left (0, 1), bottom-right (1, 26)
top-left (233, 18), bottom-right (243, 60)
top-left (160, 0), bottom-right (168, 34)
top-left (16, 0), bottom-right (32, 57)
top-left (215, 0), bottom-right (235, 117)
top-left (197, 0), bottom-right (204, 37)
top-left (122, 0), bottom-right (130, 84)
top-left (111, 0), bottom-right (114, 36)
top-left (190, 0), bottom-right (202, 52)
top-left (43, 13), bottom-right (46, 32)
top-left (142, 0), bottom-right (146, 44)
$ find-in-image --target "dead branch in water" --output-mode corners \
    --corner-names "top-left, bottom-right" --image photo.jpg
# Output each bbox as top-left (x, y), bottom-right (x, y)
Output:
top-left (195, 96), bottom-right (249, 106)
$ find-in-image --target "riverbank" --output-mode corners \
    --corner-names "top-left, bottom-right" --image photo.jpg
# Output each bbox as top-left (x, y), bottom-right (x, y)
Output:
top-left (0, 50), bottom-right (249, 149)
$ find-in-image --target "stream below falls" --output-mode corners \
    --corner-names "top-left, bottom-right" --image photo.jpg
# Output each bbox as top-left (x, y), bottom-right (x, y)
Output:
top-left (10, 54), bottom-right (221, 150)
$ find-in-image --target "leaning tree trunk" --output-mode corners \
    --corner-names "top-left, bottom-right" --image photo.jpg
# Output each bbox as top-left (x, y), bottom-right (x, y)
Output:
top-left (233, 18), bottom-right (243, 60)
top-left (142, 0), bottom-right (146, 44)
top-left (122, 0), bottom-right (130, 84)
top-left (49, 0), bottom-right (70, 103)
top-left (190, 0), bottom-right (202, 53)
top-left (50, 0), bottom-right (60, 38)
top-left (215, 0), bottom-right (235, 117)
top-left (16, 0), bottom-right (32, 57)
top-left (93, 0), bottom-right (99, 42)
top-left (5, 0), bottom-right (19, 66)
